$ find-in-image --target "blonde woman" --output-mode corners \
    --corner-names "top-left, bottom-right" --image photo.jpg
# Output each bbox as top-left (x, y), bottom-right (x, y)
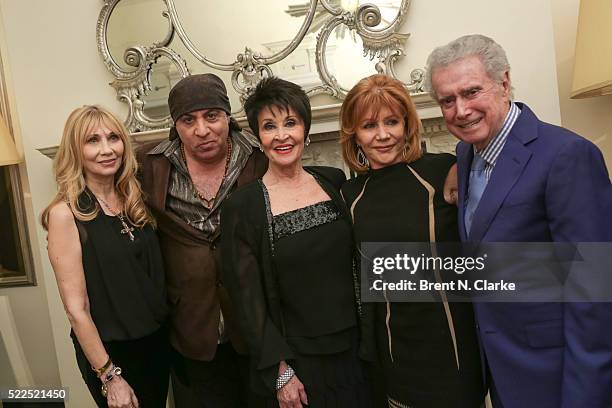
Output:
top-left (42, 106), bottom-right (168, 408)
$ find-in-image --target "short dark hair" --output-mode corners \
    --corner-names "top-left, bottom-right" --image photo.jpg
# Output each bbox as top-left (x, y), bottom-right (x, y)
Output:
top-left (244, 77), bottom-right (311, 138)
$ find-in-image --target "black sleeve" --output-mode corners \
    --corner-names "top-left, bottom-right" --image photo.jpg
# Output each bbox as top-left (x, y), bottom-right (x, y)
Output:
top-left (337, 177), bottom-right (378, 363)
top-left (423, 153), bottom-right (456, 190)
top-left (438, 152), bottom-right (456, 172)
top-left (220, 195), bottom-right (294, 392)
top-left (307, 166), bottom-right (347, 191)
top-left (325, 167), bottom-right (348, 190)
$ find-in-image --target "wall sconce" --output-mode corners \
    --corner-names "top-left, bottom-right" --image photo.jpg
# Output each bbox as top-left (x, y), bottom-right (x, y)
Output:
top-left (571, 0), bottom-right (612, 99)
top-left (0, 115), bottom-right (21, 166)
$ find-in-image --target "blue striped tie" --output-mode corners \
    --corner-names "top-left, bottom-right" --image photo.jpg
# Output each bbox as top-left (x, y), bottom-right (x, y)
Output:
top-left (464, 154), bottom-right (487, 236)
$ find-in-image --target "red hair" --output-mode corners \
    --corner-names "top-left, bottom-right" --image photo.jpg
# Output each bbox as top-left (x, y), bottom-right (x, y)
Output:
top-left (340, 74), bottom-right (423, 173)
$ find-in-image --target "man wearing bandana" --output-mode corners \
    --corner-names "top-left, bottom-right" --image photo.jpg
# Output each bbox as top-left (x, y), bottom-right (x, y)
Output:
top-left (137, 73), bottom-right (267, 407)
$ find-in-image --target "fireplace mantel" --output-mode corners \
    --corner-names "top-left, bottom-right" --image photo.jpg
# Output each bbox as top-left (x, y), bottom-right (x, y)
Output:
top-left (38, 95), bottom-right (455, 164)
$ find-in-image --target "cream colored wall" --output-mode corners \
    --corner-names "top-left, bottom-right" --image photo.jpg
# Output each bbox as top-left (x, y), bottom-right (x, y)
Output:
top-left (0, 0), bottom-right (570, 407)
top-left (103, 0), bottom-right (563, 123)
top-left (397, 0), bottom-right (562, 125)
top-left (551, 0), bottom-right (612, 171)
top-left (0, 0), bottom-right (60, 392)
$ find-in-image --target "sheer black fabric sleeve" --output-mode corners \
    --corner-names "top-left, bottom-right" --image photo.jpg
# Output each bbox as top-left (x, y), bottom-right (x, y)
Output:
top-left (221, 192), bottom-right (294, 393)
top-left (340, 177), bottom-right (378, 363)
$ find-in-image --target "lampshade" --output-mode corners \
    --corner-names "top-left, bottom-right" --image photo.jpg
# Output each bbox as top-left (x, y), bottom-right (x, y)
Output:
top-left (571, 0), bottom-right (612, 99)
top-left (0, 114), bottom-right (21, 166)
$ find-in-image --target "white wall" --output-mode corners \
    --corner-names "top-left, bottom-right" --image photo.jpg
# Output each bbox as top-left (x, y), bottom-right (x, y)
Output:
top-left (0, 0), bottom-right (566, 406)
top-left (550, 0), bottom-right (612, 170)
top-left (0, 0), bottom-right (59, 392)
top-left (394, 0), bottom-right (561, 125)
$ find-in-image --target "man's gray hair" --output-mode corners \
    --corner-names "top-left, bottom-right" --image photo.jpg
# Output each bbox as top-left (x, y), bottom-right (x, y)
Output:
top-left (423, 34), bottom-right (511, 99)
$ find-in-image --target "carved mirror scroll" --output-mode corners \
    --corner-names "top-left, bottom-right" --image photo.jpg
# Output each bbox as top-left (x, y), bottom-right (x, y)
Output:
top-left (98, 0), bottom-right (425, 133)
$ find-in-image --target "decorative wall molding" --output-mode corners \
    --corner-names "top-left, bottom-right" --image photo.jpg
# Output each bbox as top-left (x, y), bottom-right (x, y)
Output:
top-left (96, 0), bottom-right (426, 133)
top-left (38, 108), bottom-right (455, 160)
top-left (40, 1), bottom-right (456, 160)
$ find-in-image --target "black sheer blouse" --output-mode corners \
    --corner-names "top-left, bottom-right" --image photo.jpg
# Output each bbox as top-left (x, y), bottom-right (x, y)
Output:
top-left (266, 189), bottom-right (357, 354)
top-left (221, 167), bottom-right (359, 393)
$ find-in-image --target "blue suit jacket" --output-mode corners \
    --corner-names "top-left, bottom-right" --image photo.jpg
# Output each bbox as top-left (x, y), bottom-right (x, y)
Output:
top-left (456, 103), bottom-right (612, 407)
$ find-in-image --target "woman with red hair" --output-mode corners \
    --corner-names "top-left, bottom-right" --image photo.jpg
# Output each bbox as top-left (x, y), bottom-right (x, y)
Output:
top-left (340, 74), bottom-right (485, 408)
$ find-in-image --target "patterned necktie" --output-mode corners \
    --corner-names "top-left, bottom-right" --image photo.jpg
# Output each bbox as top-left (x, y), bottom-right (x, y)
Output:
top-left (464, 154), bottom-right (487, 236)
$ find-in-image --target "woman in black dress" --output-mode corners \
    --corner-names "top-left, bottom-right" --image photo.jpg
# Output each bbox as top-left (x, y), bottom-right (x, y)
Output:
top-left (42, 105), bottom-right (168, 407)
top-left (340, 74), bottom-right (485, 407)
top-left (221, 77), bottom-right (368, 408)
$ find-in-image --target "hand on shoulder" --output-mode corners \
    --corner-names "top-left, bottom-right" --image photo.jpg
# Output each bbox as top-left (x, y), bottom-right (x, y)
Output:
top-left (443, 163), bottom-right (458, 206)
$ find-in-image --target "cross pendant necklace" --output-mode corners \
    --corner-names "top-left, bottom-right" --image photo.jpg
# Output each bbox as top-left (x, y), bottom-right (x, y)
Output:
top-left (119, 222), bottom-right (135, 241)
top-left (96, 195), bottom-right (135, 241)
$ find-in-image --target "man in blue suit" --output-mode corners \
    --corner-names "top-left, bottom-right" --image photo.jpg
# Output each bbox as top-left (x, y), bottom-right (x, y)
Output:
top-left (424, 34), bottom-right (612, 407)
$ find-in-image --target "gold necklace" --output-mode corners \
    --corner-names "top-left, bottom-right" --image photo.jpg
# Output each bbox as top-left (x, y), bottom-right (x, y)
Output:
top-left (181, 137), bottom-right (232, 209)
top-left (96, 196), bottom-right (135, 241)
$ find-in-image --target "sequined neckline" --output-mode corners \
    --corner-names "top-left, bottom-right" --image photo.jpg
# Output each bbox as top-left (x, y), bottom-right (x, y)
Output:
top-left (259, 176), bottom-right (341, 244)
top-left (272, 200), bottom-right (340, 240)
top-left (273, 199), bottom-right (333, 218)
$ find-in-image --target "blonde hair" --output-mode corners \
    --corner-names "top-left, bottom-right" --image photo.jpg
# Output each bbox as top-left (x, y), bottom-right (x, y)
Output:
top-left (340, 74), bottom-right (423, 174)
top-left (41, 105), bottom-right (154, 230)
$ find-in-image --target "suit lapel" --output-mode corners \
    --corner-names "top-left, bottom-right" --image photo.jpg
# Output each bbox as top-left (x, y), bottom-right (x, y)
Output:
top-left (456, 142), bottom-right (473, 241)
top-left (468, 106), bottom-right (538, 242)
top-left (469, 138), bottom-right (531, 242)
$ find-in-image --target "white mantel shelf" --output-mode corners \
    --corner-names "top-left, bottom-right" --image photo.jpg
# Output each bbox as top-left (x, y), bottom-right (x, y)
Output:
top-left (37, 94), bottom-right (448, 160)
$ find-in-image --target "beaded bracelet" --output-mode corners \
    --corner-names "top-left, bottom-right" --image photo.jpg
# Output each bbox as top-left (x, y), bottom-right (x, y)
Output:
top-left (276, 365), bottom-right (295, 390)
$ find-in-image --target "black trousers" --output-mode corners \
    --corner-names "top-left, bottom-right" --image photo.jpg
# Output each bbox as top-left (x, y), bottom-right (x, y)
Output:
top-left (72, 327), bottom-right (170, 407)
top-left (171, 342), bottom-right (259, 408)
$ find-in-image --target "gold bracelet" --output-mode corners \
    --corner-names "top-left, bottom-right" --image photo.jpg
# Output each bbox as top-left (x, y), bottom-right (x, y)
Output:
top-left (92, 357), bottom-right (112, 376)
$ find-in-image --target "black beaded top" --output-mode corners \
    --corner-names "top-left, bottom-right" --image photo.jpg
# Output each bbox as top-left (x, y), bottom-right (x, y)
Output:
top-left (272, 200), bottom-right (339, 240)
top-left (259, 181), bottom-right (357, 354)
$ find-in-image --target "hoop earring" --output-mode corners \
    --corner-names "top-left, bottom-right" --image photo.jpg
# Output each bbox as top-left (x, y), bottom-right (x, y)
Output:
top-left (402, 142), bottom-right (409, 161)
top-left (305, 135), bottom-right (311, 147)
top-left (357, 146), bottom-right (369, 168)
top-left (402, 135), bottom-right (411, 161)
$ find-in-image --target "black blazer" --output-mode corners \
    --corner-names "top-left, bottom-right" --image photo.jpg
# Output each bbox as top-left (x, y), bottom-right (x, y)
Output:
top-left (220, 166), bottom-right (354, 394)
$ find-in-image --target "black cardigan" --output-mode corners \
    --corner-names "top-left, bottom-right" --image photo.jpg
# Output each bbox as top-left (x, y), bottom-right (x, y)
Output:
top-left (220, 166), bottom-right (356, 394)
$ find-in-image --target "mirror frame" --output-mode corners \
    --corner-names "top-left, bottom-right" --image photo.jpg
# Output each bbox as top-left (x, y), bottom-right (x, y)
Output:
top-left (97, 0), bottom-right (428, 132)
top-left (0, 51), bottom-right (36, 287)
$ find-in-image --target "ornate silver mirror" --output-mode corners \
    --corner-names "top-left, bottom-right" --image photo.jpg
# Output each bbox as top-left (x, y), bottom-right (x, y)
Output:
top-left (98, 0), bottom-right (426, 133)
